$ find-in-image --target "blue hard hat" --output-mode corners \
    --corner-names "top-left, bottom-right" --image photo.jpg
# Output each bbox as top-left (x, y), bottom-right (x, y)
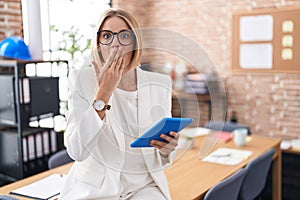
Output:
top-left (0, 36), bottom-right (32, 60)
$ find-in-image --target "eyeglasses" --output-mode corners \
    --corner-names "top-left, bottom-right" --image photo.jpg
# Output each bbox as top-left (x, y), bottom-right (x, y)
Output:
top-left (97, 30), bottom-right (134, 46)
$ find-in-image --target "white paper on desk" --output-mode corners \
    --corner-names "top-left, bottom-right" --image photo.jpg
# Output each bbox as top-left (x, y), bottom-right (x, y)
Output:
top-left (202, 148), bottom-right (253, 165)
top-left (10, 174), bottom-right (65, 200)
top-left (180, 127), bottom-right (210, 138)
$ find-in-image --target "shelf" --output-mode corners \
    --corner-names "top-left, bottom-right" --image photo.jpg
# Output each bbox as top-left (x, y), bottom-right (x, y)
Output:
top-left (0, 60), bottom-right (68, 182)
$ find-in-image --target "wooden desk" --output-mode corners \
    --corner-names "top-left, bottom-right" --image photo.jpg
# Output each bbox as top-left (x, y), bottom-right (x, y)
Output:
top-left (0, 136), bottom-right (281, 200)
top-left (166, 135), bottom-right (281, 200)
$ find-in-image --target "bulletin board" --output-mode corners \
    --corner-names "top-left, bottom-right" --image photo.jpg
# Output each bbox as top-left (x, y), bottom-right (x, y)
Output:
top-left (232, 5), bottom-right (300, 73)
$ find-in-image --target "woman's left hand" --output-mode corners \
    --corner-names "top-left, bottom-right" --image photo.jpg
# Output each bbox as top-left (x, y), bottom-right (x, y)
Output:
top-left (150, 131), bottom-right (179, 157)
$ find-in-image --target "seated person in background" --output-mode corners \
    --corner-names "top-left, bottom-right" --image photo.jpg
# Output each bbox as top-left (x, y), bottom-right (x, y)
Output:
top-left (59, 8), bottom-right (179, 200)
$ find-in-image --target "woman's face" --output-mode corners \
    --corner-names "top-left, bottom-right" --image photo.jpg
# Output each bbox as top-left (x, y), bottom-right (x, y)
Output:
top-left (98, 16), bottom-right (134, 70)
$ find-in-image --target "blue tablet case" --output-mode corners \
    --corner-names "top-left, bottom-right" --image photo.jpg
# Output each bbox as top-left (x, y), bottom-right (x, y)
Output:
top-left (130, 117), bottom-right (193, 148)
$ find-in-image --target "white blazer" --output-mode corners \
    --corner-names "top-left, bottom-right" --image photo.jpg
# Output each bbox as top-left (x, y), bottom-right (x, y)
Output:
top-left (59, 67), bottom-right (174, 200)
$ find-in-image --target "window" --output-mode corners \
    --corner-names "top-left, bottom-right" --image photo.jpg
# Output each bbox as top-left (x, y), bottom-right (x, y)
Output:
top-left (22, 0), bottom-right (110, 68)
top-left (41, 0), bottom-right (111, 67)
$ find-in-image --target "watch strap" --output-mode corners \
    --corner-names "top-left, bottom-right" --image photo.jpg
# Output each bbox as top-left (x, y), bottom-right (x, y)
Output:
top-left (103, 104), bottom-right (111, 111)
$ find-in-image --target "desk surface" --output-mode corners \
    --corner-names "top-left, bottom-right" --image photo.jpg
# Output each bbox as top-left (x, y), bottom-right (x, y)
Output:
top-left (0, 135), bottom-right (281, 200)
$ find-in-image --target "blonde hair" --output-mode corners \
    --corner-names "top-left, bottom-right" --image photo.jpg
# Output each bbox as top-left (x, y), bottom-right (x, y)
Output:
top-left (91, 8), bottom-right (142, 69)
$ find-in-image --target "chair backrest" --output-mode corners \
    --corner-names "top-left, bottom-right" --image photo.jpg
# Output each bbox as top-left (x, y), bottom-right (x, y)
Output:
top-left (0, 195), bottom-right (19, 200)
top-left (205, 121), bottom-right (251, 134)
top-left (48, 149), bottom-right (73, 169)
top-left (204, 168), bottom-right (247, 200)
top-left (239, 148), bottom-right (275, 200)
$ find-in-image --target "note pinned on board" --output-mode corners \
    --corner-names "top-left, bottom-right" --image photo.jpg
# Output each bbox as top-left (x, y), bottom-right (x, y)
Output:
top-left (240, 15), bottom-right (273, 41)
top-left (240, 43), bottom-right (273, 69)
top-left (202, 148), bottom-right (253, 165)
top-left (10, 174), bottom-right (65, 200)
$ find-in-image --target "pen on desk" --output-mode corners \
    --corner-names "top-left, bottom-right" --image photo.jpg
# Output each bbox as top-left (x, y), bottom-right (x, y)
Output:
top-left (48, 194), bottom-right (59, 200)
top-left (211, 153), bottom-right (231, 158)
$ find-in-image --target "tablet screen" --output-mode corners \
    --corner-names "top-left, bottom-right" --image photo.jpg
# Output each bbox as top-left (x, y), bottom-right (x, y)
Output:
top-left (130, 117), bottom-right (193, 148)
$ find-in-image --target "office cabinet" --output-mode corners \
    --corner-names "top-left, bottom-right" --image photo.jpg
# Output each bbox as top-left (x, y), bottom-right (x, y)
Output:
top-left (0, 128), bottom-right (61, 180)
top-left (0, 60), bottom-right (68, 185)
top-left (0, 76), bottom-right (59, 127)
top-left (261, 151), bottom-right (300, 200)
top-left (172, 91), bottom-right (226, 127)
top-left (282, 151), bottom-right (300, 200)
top-left (0, 75), bottom-right (18, 124)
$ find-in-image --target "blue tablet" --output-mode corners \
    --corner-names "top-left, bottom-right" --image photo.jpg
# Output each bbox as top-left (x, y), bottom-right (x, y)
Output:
top-left (130, 117), bottom-right (193, 148)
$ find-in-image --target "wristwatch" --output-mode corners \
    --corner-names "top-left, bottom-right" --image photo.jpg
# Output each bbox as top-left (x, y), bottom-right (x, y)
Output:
top-left (93, 99), bottom-right (111, 111)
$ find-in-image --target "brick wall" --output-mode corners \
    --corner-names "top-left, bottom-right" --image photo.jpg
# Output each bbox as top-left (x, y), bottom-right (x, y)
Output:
top-left (226, 73), bottom-right (300, 139)
top-left (113, 0), bottom-right (300, 139)
top-left (0, 0), bottom-right (23, 41)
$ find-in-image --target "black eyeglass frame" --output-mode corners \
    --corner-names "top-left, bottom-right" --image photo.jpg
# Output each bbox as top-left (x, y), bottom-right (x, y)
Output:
top-left (97, 30), bottom-right (135, 46)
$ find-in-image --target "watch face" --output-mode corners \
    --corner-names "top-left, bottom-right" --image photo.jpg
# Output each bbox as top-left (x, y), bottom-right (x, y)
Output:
top-left (93, 100), bottom-right (105, 111)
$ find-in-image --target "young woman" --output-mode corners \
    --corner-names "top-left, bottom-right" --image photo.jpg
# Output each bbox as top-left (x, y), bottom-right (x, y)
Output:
top-left (59, 8), bottom-right (179, 200)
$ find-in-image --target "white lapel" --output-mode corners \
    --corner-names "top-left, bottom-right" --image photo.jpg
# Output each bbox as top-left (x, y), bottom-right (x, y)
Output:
top-left (137, 68), bottom-right (152, 135)
top-left (77, 68), bottom-right (97, 104)
top-left (107, 94), bottom-right (126, 155)
top-left (136, 68), bottom-right (162, 170)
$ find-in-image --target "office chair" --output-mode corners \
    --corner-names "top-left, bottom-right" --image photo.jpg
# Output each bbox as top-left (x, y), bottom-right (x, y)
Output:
top-left (204, 168), bottom-right (247, 200)
top-left (238, 148), bottom-right (275, 200)
top-left (48, 149), bottom-right (73, 169)
top-left (0, 195), bottom-right (18, 200)
top-left (205, 121), bottom-right (251, 134)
